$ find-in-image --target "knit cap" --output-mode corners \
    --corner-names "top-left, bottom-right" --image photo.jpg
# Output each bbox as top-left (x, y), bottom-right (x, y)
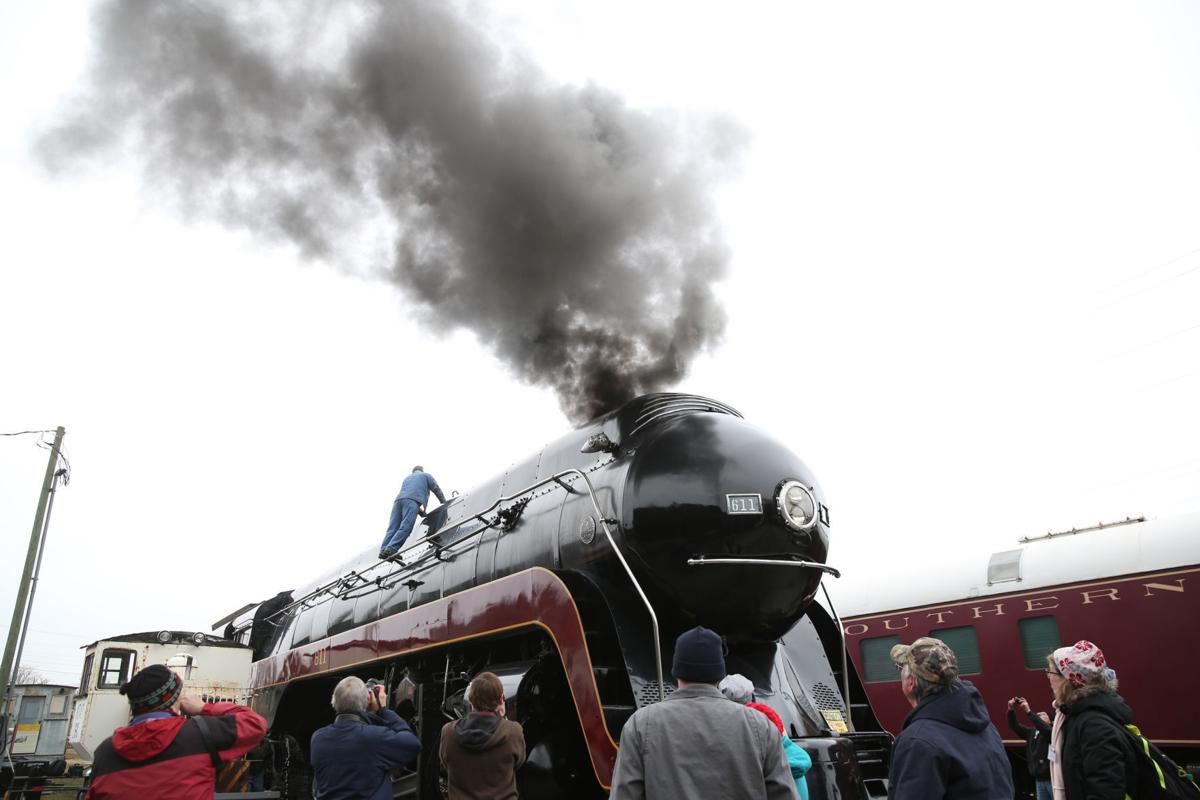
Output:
top-left (120, 664), bottom-right (183, 714)
top-left (671, 627), bottom-right (725, 683)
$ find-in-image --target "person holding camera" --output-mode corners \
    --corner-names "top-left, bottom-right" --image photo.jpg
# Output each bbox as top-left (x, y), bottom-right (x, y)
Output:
top-left (86, 664), bottom-right (266, 800)
top-left (310, 676), bottom-right (421, 800)
top-left (1006, 696), bottom-right (1053, 800)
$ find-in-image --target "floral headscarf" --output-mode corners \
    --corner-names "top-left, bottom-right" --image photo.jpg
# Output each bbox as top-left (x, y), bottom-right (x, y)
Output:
top-left (1051, 640), bottom-right (1115, 687)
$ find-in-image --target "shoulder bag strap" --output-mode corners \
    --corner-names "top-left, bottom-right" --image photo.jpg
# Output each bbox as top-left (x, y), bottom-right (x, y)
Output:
top-left (191, 715), bottom-right (224, 770)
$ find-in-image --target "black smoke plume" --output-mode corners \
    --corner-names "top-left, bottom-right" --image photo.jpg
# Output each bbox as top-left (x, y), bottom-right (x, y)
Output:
top-left (41, 0), bottom-right (743, 421)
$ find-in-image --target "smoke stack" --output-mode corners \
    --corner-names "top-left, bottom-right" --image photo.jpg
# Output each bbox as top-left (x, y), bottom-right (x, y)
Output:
top-left (40, 0), bottom-right (744, 421)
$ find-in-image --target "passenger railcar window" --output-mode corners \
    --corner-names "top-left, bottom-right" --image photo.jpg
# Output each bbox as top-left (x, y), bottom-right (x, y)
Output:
top-left (929, 626), bottom-right (982, 675)
top-left (98, 649), bottom-right (136, 689)
top-left (860, 635), bottom-right (902, 682)
top-left (1018, 616), bottom-right (1062, 669)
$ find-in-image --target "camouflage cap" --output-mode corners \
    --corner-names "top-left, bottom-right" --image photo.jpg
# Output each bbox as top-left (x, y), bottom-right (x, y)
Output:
top-left (890, 637), bottom-right (958, 684)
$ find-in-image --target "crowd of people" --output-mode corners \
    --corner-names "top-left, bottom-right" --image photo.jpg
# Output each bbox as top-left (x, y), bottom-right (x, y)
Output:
top-left (884, 635), bottom-right (1172, 800)
top-left (80, 624), bottom-right (1172, 800)
top-left (81, 663), bottom-right (525, 800)
top-left (66, 461), bottom-right (1183, 798)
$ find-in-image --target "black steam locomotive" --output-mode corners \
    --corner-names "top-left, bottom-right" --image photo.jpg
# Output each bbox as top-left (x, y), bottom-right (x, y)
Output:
top-left (220, 393), bottom-right (891, 798)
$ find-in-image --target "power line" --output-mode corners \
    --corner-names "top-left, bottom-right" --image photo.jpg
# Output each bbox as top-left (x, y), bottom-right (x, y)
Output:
top-left (18, 661), bottom-right (83, 671)
top-left (15, 668), bottom-right (79, 678)
top-left (1145, 364), bottom-right (1200, 390)
top-left (33, 432), bottom-right (71, 485)
top-left (1106, 244), bottom-right (1200, 291)
top-left (1096, 322), bottom-right (1200, 364)
top-left (0, 430), bottom-right (72, 484)
top-left (1103, 258), bottom-right (1200, 308)
top-left (28, 629), bottom-right (94, 639)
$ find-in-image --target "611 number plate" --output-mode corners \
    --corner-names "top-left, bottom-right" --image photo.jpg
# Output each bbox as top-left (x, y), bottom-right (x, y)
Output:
top-left (726, 493), bottom-right (763, 515)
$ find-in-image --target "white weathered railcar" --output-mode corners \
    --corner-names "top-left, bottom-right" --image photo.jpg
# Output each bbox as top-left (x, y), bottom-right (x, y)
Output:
top-left (69, 630), bottom-right (252, 761)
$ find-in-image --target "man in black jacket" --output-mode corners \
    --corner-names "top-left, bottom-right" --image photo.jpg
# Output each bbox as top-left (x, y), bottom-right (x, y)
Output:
top-left (1006, 697), bottom-right (1052, 800)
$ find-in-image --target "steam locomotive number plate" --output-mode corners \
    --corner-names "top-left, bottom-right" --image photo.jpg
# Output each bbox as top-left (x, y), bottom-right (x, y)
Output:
top-left (726, 493), bottom-right (763, 515)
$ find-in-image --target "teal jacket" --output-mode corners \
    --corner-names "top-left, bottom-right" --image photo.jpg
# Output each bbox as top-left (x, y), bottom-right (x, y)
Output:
top-left (783, 736), bottom-right (811, 800)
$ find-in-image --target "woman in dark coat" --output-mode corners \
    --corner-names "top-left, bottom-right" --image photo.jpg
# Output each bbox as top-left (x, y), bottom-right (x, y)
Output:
top-left (1046, 640), bottom-right (1137, 800)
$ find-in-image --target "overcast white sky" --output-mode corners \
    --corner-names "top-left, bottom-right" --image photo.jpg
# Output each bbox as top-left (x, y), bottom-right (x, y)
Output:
top-left (3, 0), bottom-right (1200, 688)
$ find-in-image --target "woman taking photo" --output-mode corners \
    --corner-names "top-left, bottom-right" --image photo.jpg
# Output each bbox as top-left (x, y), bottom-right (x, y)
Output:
top-left (1046, 640), bottom-right (1137, 800)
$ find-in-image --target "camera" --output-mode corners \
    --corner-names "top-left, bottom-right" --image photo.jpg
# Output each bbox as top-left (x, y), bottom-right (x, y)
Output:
top-left (1012, 696), bottom-right (1025, 705)
top-left (365, 678), bottom-right (384, 700)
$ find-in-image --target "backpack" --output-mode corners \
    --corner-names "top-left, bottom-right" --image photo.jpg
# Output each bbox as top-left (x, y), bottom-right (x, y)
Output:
top-left (1081, 712), bottom-right (1200, 800)
top-left (1119, 724), bottom-right (1200, 800)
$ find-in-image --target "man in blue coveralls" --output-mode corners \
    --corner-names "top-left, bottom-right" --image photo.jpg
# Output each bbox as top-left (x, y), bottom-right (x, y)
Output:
top-left (379, 465), bottom-right (446, 560)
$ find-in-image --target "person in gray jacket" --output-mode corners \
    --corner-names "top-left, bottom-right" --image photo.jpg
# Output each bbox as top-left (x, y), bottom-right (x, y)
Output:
top-left (609, 627), bottom-right (798, 800)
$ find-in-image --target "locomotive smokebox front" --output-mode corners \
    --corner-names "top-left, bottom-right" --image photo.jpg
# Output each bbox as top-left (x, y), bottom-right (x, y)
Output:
top-left (622, 410), bottom-right (831, 643)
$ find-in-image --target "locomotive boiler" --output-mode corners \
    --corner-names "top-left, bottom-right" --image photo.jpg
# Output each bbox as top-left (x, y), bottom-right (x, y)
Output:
top-left (218, 393), bottom-right (891, 798)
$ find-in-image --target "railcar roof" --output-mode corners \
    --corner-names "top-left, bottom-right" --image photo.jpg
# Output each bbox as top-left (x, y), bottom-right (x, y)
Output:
top-left (81, 630), bottom-right (250, 650)
top-left (832, 510), bottom-right (1200, 618)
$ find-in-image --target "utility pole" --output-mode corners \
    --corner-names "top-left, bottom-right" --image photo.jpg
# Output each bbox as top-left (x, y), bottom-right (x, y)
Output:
top-left (0, 426), bottom-right (66, 727)
top-left (9, 467), bottom-right (67, 705)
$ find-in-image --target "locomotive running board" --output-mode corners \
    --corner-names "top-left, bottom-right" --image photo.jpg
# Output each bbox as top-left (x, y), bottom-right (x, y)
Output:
top-left (686, 556), bottom-right (842, 578)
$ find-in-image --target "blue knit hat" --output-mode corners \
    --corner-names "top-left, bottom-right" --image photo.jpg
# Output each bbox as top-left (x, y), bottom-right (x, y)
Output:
top-left (672, 626), bottom-right (726, 683)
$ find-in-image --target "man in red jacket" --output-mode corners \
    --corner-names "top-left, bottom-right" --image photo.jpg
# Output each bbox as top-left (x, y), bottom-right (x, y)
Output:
top-left (85, 663), bottom-right (267, 799)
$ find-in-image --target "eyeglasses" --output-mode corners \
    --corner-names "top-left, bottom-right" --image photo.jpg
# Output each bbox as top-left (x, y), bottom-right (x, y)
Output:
top-left (1044, 667), bottom-right (1062, 676)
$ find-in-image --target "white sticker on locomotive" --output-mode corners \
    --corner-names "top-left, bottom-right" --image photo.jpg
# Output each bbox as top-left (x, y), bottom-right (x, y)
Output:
top-left (726, 493), bottom-right (763, 514)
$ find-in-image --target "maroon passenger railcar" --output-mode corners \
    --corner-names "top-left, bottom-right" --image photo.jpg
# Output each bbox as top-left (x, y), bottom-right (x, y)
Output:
top-left (838, 514), bottom-right (1200, 795)
top-left (217, 394), bottom-right (893, 798)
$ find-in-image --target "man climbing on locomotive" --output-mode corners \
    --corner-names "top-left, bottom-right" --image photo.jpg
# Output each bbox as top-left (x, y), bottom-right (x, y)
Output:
top-left (380, 465), bottom-right (446, 560)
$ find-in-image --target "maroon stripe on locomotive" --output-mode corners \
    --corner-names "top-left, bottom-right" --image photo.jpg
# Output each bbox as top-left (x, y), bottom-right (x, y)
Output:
top-left (247, 567), bottom-right (620, 789)
top-left (842, 565), bottom-right (1200, 746)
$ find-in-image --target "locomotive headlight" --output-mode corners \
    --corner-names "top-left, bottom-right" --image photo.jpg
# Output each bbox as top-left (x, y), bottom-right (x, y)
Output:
top-left (775, 480), bottom-right (818, 532)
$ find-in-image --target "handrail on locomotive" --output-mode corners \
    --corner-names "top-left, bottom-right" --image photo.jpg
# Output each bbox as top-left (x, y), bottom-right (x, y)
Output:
top-left (233, 468), bottom-right (671, 703)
